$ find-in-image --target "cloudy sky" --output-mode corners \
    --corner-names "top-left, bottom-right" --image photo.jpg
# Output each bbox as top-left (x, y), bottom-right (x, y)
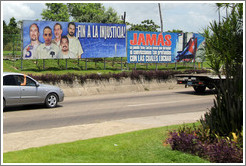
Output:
top-left (2, 1), bottom-right (226, 33)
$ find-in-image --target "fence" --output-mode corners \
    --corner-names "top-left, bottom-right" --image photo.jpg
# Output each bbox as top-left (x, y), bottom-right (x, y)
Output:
top-left (3, 34), bottom-right (22, 60)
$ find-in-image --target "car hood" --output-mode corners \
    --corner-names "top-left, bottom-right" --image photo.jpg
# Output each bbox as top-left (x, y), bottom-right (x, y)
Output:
top-left (39, 84), bottom-right (62, 90)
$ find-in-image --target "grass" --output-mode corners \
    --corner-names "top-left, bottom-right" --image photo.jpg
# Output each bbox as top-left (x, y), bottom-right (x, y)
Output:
top-left (3, 58), bottom-right (209, 76)
top-left (3, 122), bottom-right (209, 163)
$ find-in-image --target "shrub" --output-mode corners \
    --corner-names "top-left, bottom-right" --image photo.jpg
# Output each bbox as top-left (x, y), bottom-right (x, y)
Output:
top-left (166, 125), bottom-right (243, 163)
top-left (200, 65), bottom-right (243, 137)
top-left (28, 69), bottom-right (208, 85)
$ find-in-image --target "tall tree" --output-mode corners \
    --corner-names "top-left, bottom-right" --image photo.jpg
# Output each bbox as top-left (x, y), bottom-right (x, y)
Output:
top-left (166, 29), bottom-right (184, 33)
top-left (216, 3), bottom-right (223, 24)
top-left (3, 20), bottom-right (9, 47)
top-left (67, 3), bottom-right (121, 23)
top-left (102, 7), bottom-right (121, 23)
top-left (128, 19), bottom-right (160, 32)
top-left (41, 3), bottom-right (70, 21)
top-left (8, 17), bottom-right (19, 34)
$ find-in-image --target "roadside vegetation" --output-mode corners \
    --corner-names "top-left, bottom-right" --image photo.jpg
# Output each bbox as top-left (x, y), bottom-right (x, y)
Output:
top-left (165, 3), bottom-right (243, 163)
top-left (3, 57), bottom-right (209, 74)
top-left (2, 2), bottom-right (243, 164)
top-left (3, 123), bottom-right (209, 163)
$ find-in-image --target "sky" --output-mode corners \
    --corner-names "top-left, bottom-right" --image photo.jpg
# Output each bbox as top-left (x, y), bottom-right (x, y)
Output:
top-left (1, 1), bottom-right (227, 33)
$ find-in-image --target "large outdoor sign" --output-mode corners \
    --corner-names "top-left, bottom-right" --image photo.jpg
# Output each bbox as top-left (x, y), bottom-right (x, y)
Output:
top-left (22, 20), bottom-right (126, 59)
top-left (175, 33), bottom-right (205, 62)
top-left (127, 31), bottom-right (179, 63)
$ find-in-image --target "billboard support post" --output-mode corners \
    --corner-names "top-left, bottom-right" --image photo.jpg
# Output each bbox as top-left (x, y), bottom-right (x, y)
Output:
top-left (155, 63), bottom-right (158, 71)
top-left (85, 58), bottom-right (87, 70)
top-left (175, 62), bottom-right (177, 70)
top-left (21, 58), bottom-right (23, 71)
top-left (134, 63), bottom-right (137, 70)
top-left (43, 59), bottom-right (45, 70)
top-left (21, 23), bottom-right (23, 71)
top-left (121, 57), bottom-right (123, 70)
top-left (104, 58), bottom-right (106, 70)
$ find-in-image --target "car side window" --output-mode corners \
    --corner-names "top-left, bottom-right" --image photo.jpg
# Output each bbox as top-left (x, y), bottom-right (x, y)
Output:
top-left (26, 77), bottom-right (36, 86)
top-left (3, 75), bottom-right (18, 86)
top-left (13, 75), bottom-right (24, 86)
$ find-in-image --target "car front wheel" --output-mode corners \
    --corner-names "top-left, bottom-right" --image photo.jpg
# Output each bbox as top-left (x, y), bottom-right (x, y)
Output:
top-left (45, 93), bottom-right (58, 108)
top-left (3, 98), bottom-right (6, 110)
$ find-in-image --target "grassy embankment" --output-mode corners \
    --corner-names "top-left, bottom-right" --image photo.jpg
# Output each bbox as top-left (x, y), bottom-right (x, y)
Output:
top-left (3, 122), bottom-right (209, 163)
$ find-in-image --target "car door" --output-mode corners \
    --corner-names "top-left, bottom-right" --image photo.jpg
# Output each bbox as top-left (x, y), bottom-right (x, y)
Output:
top-left (19, 75), bottom-right (41, 104)
top-left (3, 75), bottom-right (21, 106)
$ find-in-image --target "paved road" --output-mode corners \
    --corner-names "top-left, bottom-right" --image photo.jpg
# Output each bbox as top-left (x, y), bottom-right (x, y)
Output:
top-left (3, 88), bottom-right (215, 134)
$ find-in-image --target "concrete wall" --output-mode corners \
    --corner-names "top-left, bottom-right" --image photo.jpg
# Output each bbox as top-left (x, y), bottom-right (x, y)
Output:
top-left (56, 78), bottom-right (184, 97)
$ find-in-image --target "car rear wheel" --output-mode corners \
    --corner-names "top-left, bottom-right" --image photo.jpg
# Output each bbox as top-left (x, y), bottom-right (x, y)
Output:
top-left (193, 86), bottom-right (206, 93)
top-left (45, 93), bottom-right (58, 108)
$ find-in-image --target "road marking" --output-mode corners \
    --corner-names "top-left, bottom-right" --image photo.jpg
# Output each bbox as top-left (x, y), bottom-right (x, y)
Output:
top-left (127, 97), bottom-right (212, 107)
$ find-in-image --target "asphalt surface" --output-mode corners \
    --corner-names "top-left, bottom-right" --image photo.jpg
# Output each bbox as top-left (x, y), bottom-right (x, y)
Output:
top-left (3, 88), bottom-right (214, 134)
top-left (3, 88), bottom-right (215, 152)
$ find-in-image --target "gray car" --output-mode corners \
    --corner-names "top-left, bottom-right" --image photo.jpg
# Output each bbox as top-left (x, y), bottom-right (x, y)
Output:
top-left (3, 72), bottom-right (64, 109)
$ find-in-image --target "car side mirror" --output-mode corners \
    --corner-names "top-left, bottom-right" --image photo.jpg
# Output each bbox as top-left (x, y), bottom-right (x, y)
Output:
top-left (36, 82), bottom-right (40, 87)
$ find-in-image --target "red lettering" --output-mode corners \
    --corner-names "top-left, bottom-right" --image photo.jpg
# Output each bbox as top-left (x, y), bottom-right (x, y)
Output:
top-left (146, 34), bottom-right (157, 46)
top-left (157, 34), bottom-right (164, 46)
top-left (165, 35), bottom-right (172, 46)
top-left (130, 33), bottom-right (138, 45)
top-left (138, 33), bottom-right (146, 45)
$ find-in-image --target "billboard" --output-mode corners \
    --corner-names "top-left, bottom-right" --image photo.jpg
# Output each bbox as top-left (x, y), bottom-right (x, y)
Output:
top-left (127, 31), bottom-right (179, 63)
top-left (175, 33), bottom-right (205, 62)
top-left (22, 20), bottom-right (126, 59)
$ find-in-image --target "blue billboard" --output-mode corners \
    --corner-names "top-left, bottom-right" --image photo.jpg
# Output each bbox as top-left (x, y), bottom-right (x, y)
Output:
top-left (127, 31), bottom-right (179, 63)
top-left (22, 20), bottom-right (126, 59)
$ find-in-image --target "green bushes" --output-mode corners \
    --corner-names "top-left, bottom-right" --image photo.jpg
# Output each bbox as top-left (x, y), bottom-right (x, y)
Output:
top-left (29, 69), bottom-right (209, 85)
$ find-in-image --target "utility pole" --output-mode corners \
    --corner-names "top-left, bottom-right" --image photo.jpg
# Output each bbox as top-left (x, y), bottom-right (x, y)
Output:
top-left (121, 12), bottom-right (126, 70)
top-left (157, 3), bottom-right (164, 70)
top-left (158, 3), bottom-right (163, 33)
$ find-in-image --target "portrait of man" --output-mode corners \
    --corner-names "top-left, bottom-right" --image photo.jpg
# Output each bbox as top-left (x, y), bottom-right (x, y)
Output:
top-left (58, 36), bottom-right (76, 59)
top-left (36, 26), bottom-right (60, 59)
top-left (52, 23), bottom-right (63, 46)
top-left (66, 22), bottom-right (83, 58)
top-left (23, 23), bottom-right (41, 59)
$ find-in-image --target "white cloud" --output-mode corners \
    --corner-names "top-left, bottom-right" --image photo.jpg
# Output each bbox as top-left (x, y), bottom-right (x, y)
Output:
top-left (2, 2), bottom-right (225, 33)
top-left (103, 2), bottom-right (222, 33)
top-left (2, 2), bottom-right (44, 23)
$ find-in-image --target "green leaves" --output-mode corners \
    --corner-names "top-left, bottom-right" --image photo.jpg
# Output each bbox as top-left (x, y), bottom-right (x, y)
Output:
top-left (201, 3), bottom-right (243, 137)
top-left (41, 3), bottom-right (70, 22)
top-left (67, 3), bottom-right (121, 24)
top-left (128, 19), bottom-right (160, 32)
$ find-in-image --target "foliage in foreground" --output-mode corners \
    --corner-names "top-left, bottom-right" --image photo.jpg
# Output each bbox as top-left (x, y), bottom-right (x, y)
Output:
top-left (201, 3), bottom-right (243, 137)
top-left (166, 3), bottom-right (244, 163)
top-left (166, 125), bottom-right (243, 163)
